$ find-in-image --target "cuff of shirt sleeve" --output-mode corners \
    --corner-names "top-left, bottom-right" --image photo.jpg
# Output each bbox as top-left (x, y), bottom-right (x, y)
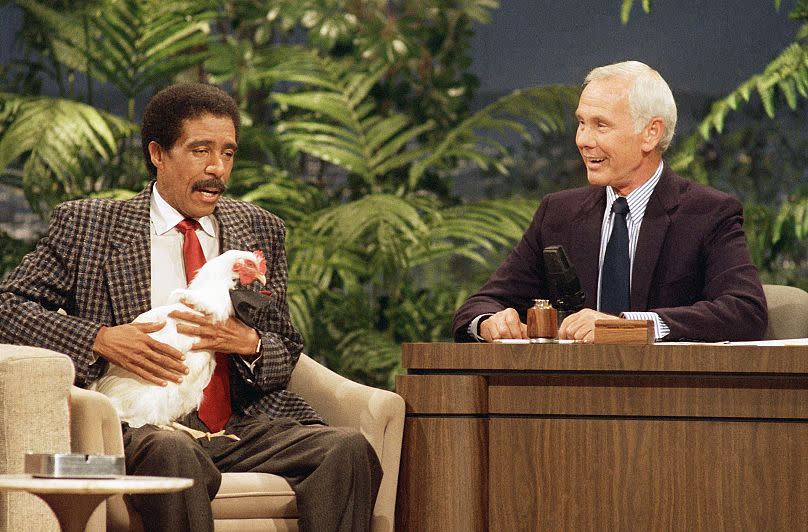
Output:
top-left (619, 311), bottom-right (670, 340)
top-left (468, 314), bottom-right (494, 342)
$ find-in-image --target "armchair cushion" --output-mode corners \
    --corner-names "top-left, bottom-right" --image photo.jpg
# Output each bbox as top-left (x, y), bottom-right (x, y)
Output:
top-left (212, 473), bottom-right (297, 519)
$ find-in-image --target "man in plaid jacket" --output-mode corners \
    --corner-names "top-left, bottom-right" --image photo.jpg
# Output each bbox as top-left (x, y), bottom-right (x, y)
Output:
top-left (0, 83), bottom-right (381, 532)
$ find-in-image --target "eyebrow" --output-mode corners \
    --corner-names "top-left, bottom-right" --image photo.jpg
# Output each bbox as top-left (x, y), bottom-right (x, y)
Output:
top-left (575, 112), bottom-right (609, 124)
top-left (187, 139), bottom-right (238, 151)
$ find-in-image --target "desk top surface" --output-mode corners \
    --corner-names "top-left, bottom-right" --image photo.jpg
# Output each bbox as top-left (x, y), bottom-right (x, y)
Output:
top-left (0, 474), bottom-right (193, 495)
top-left (402, 342), bottom-right (808, 374)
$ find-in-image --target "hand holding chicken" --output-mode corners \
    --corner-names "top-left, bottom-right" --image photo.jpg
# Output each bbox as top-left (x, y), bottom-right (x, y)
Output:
top-left (90, 249), bottom-right (267, 427)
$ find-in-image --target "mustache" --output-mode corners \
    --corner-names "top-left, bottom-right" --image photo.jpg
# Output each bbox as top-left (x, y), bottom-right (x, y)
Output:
top-left (191, 178), bottom-right (226, 194)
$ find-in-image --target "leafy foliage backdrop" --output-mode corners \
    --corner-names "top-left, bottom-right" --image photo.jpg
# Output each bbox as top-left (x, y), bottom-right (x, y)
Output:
top-left (1, 0), bottom-right (806, 388)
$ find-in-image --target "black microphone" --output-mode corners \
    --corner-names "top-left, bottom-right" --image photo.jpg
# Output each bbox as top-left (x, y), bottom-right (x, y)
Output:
top-left (542, 245), bottom-right (586, 323)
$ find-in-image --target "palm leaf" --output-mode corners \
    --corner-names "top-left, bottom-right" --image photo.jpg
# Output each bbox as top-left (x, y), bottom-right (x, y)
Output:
top-left (699, 41), bottom-right (808, 138)
top-left (286, 228), bottom-right (370, 343)
top-left (332, 328), bottom-right (401, 389)
top-left (0, 93), bottom-right (136, 210)
top-left (618, 0), bottom-right (804, 139)
top-left (619, 0), bottom-right (653, 24)
top-left (18, 0), bottom-right (217, 101)
top-left (231, 162), bottom-right (326, 224)
top-left (410, 198), bottom-right (537, 268)
top-left (773, 194), bottom-right (808, 243)
top-left (310, 194), bottom-right (432, 270)
top-left (269, 56), bottom-right (437, 189)
top-left (408, 85), bottom-right (579, 189)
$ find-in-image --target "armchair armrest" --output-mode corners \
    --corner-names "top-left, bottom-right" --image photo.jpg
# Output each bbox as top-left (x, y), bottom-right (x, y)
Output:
top-left (69, 386), bottom-right (125, 456)
top-left (69, 386), bottom-right (127, 530)
top-left (288, 354), bottom-right (405, 532)
top-left (0, 344), bottom-right (74, 532)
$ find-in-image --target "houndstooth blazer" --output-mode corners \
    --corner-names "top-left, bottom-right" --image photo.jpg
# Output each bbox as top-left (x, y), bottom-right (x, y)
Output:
top-left (0, 183), bottom-right (324, 424)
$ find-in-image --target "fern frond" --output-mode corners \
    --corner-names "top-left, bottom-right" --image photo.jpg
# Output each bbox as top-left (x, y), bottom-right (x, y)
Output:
top-left (698, 41), bottom-right (808, 138)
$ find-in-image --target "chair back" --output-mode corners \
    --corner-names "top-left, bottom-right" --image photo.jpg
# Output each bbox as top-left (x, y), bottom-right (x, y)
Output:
top-left (762, 284), bottom-right (808, 340)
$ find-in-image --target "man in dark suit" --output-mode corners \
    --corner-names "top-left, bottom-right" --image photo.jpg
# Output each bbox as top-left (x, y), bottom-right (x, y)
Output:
top-left (453, 61), bottom-right (767, 343)
top-left (0, 83), bottom-right (381, 531)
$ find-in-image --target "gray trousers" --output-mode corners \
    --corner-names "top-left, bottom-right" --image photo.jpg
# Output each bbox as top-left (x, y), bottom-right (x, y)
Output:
top-left (122, 411), bottom-right (382, 532)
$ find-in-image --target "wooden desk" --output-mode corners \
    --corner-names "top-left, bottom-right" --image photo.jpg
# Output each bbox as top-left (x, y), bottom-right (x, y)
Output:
top-left (395, 342), bottom-right (808, 531)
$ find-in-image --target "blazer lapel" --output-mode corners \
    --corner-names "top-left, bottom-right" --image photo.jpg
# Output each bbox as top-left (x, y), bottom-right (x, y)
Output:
top-left (631, 164), bottom-right (677, 310)
top-left (105, 186), bottom-right (152, 324)
top-left (569, 187), bottom-right (606, 305)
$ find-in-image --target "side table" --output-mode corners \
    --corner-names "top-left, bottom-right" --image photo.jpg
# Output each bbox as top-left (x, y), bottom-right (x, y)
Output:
top-left (0, 474), bottom-right (193, 532)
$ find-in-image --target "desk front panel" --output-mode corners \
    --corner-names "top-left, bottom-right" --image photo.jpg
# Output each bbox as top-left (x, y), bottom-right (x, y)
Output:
top-left (489, 417), bottom-right (808, 531)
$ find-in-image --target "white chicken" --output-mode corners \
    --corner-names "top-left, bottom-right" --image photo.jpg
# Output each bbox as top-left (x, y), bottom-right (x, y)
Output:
top-left (90, 249), bottom-right (267, 428)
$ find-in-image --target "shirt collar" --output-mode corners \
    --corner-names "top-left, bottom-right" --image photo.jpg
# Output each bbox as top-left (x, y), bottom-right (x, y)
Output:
top-left (150, 183), bottom-right (216, 237)
top-left (605, 160), bottom-right (664, 220)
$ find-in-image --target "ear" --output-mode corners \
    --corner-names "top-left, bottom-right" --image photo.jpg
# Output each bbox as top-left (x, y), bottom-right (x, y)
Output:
top-left (640, 117), bottom-right (665, 153)
top-left (148, 141), bottom-right (166, 172)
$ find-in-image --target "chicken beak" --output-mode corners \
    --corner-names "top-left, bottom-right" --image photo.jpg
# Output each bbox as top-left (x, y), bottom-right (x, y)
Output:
top-left (257, 273), bottom-right (267, 285)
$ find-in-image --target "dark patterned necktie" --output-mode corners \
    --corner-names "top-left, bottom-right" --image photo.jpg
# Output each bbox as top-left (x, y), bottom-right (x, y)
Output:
top-left (176, 218), bottom-right (231, 432)
top-left (600, 197), bottom-right (630, 315)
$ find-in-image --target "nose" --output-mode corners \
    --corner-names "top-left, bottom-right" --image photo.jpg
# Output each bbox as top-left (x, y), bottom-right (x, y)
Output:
top-left (206, 154), bottom-right (225, 177)
top-left (576, 123), bottom-right (593, 150)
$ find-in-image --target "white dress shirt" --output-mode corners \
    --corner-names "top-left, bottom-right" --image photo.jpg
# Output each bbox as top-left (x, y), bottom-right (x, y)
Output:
top-left (150, 185), bottom-right (219, 307)
top-left (150, 185), bottom-right (260, 369)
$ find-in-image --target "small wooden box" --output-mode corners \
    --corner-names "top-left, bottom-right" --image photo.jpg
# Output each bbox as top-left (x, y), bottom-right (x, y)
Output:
top-left (593, 319), bottom-right (654, 344)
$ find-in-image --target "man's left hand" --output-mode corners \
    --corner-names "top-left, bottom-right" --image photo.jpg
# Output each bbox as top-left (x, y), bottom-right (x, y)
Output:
top-left (558, 308), bottom-right (619, 343)
top-left (170, 307), bottom-right (259, 355)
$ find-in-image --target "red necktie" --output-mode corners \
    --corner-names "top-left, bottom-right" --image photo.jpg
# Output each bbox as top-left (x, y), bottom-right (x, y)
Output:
top-left (176, 219), bottom-right (231, 432)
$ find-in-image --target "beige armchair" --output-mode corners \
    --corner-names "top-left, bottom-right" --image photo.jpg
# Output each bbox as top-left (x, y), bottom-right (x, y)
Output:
top-left (762, 283), bottom-right (808, 340)
top-left (0, 346), bottom-right (404, 531)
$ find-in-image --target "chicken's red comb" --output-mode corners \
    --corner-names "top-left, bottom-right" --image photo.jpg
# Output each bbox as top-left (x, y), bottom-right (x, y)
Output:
top-left (253, 250), bottom-right (267, 274)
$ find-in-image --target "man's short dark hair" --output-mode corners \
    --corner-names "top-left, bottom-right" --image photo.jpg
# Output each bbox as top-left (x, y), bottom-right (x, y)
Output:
top-left (141, 83), bottom-right (240, 177)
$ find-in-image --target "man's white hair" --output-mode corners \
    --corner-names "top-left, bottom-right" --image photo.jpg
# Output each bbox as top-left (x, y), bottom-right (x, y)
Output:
top-left (584, 61), bottom-right (677, 152)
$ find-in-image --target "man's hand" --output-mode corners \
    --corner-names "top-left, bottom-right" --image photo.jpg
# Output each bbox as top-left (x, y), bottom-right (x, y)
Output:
top-left (170, 307), bottom-right (259, 356)
top-left (558, 308), bottom-right (618, 343)
top-left (480, 308), bottom-right (528, 342)
top-left (93, 323), bottom-right (188, 386)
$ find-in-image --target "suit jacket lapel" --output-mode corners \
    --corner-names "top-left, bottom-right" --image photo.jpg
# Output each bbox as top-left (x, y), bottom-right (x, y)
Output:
top-left (105, 186), bottom-right (152, 324)
top-left (632, 164), bottom-right (677, 310)
top-left (570, 187), bottom-right (606, 304)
